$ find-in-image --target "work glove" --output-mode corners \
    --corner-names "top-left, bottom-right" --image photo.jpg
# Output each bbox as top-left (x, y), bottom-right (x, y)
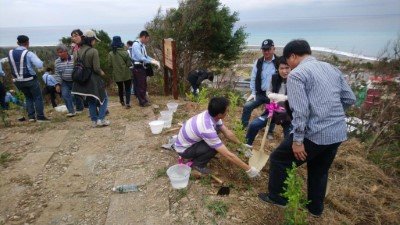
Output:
top-left (151, 59), bottom-right (161, 68)
top-left (268, 93), bottom-right (288, 103)
top-left (246, 166), bottom-right (260, 178)
top-left (237, 144), bottom-right (253, 158)
top-left (246, 94), bottom-right (256, 102)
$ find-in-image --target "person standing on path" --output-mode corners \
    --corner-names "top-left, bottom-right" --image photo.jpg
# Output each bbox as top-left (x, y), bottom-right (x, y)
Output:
top-left (108, 36), bottom-right (132, 108)
top-left (8, 35), bottom-right (49, 122)
top-left (71, 30), bottom-right (109, 127)
top-left (55, 44), bottom-right (84, 117)
top-left (130, 30), bottom-right (160, 107)
top-left (126, 40), bottom-right (136, 96)
top-left (241, 39), bottom-right (278, 140)
top-left (258, 39), bottom-right (356, 218)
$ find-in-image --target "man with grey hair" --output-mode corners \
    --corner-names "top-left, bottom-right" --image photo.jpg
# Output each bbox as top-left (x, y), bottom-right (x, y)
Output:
top-left (55, 44), bottom-right (83, 117)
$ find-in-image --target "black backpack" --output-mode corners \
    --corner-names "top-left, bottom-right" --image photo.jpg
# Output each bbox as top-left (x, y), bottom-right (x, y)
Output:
top-left (72, 48), bottom-right (92, 84)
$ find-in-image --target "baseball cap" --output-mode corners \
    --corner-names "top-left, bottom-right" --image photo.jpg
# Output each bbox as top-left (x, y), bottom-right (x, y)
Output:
top-left (83, 30), bottom-right (101, 42)
top-left (17, 35), bottom-right (29, 44)
top-left (261, 39), bottom-right (274, 49)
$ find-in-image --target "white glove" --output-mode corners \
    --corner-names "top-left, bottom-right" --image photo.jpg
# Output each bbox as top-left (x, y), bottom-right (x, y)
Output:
top-left (268, 93), bottom-right (288, 103)
top-left (151, 59), bottom-right (160, 68)
top-left (246, 166), bottom-right (260, 178)
top-left (237, 144), bottom-right (253, 158)
top-left (246, 94), bottom-right (256, 102)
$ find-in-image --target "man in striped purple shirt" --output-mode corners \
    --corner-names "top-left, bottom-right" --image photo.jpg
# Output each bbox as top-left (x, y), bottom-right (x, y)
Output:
top-left (174, 97), bottom-right (259, 178)
top-left (259, 40), bottom-right (356, 217)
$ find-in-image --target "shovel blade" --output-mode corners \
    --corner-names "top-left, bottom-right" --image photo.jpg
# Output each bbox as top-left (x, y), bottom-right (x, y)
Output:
top-left (249, 149), bottom-right (270, 171)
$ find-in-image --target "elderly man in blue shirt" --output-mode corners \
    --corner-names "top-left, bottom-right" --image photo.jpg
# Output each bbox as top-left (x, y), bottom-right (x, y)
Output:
top-left (258, 40), bottom-right (356, 218)
top-left (241, 39), bottom-right (278, 139)
top-left (130, 30), bottom-right (160, 107)
top-left (8, 35), bottom-right (49, 122)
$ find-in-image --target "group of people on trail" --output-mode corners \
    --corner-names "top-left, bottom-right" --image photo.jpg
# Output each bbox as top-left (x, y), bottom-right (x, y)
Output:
top-left (174, 39), bottom-right (356, 218)
top-left (1, 29), bottom-right (160, 127)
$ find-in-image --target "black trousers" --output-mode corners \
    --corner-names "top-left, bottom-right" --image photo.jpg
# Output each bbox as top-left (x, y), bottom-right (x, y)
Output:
top-left (178, 141), bottom-right (218, 168)
top-left (132, 67), bottom-right (148, 106)
top-left (46, 86), bottom-right (57, 108)
top-left (267, 134), bottom-right (340, 215)
top-left (116, 80), bottom-right (132, 105)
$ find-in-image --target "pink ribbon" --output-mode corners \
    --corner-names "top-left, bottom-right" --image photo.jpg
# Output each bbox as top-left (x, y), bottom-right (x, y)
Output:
top-left (178, 157), bottom-right (193, 167)
top-left (265, 102), bottom-right (284, 118)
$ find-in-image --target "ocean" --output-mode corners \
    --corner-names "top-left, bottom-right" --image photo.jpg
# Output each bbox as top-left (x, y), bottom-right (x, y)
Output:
top-left (0, 22), bottom-right (398, 60)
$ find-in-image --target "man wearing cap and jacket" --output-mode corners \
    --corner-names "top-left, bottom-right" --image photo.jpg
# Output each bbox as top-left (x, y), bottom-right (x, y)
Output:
top-left (241, 39), bottom-right (278, 137)
top-left (8, 35), bottom-right (49, 122)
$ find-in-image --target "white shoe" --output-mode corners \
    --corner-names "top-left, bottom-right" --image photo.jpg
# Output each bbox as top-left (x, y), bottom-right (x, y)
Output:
top-left (66, 112), bottom-right (76, 117)
top-left (91, 121), bottom-right (98, 128)
top-left (97, 119), bottom-right (110, 126)
top-left (76, 110), bottom-right (83, 114)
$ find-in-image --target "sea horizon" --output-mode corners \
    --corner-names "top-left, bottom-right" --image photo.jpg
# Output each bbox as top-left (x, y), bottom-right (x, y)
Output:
top-left (0, 23), bottom-right (397, 61)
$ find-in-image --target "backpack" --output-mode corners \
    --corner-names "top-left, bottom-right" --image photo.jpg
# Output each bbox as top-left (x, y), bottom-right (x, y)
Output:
top-left (72, 48), bottom-right (92, 85)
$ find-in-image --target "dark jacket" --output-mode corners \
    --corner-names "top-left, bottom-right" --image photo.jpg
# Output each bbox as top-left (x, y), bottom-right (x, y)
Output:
top-left (187, 69), bottom-right (210, 88)
top-left (71, 45), bottom-right (107, 104)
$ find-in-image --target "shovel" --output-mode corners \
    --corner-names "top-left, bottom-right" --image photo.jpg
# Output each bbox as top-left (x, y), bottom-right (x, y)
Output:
top-left (249, 117), bottom-right (271, 171)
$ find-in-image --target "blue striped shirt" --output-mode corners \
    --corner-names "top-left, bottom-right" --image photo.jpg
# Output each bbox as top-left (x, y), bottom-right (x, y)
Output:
top-left (287, 57), bottom-right (356, 145)
top-left (55, 55), bottom-right (74, 82)
top-left (174, 110), bottom-right (223, 153)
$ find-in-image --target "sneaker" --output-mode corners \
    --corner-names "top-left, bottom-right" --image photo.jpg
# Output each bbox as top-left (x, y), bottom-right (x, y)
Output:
top-left (258, 193), bottom-right (286, 208)
top-left (66, 112), bottom-right (76, 117)
top-left (96, 119), bottom-right (110, 127)
top-left (76, 110), bottom-right (83, 114)
top-left (267, 134), bottom-right (274, 140)
top-left (120, 102), bottom-right (125, 106)
top-left (141, 102), bottom-right (152, 107)
top-left (18, 116), bottom-right (26, 122)
top-left (125, 104), bottom-right (131, 109)
top-left (28, 118), bottom-right (36, 122)
top-left (37, 117), bottom-right (50, 123)
top-left (91, 121), bottom-right (98, 128)
top-left (193, 165), bottom-right (211, 175)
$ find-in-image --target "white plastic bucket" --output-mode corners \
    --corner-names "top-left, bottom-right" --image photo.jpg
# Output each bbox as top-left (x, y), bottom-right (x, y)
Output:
top-left (149, 120), bottom-right (164, 134)
top-left (160, 116), bottom-right (172, 128)
top-left (167, 102), bottom-right (179, 112)
top-left (160, 110), bottom-right (173, 119)
top-left (166, 164), bottom-right (191, 189)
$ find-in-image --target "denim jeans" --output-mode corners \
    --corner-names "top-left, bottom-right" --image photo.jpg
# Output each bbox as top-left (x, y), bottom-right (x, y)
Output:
top-left (14, 79), bottom-right (45, 119)
top-left (87, 95), bottom-right (108, 122)
top-left (241, 93), bottom-right (270, 128)
top-left (116, 80), bottom-right (132, 105)
top-left (246, 114), bottom-right (290, 145)
top-left (267, 134), bottom-right (341, 215)
top-left (61, 81), bottom-right (83, 113)
top-left (178, 141), bottom-right (217, 168)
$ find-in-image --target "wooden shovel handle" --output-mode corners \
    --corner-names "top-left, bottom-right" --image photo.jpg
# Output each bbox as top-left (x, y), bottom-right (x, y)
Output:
top-left (211, 174), bottom-right (224, 184)
top-left (259, 118), bottom-right (271, 152)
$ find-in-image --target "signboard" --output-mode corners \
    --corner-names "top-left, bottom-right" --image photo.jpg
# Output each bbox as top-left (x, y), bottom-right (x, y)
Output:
top-left (164, 38), bottom-right (174, 70)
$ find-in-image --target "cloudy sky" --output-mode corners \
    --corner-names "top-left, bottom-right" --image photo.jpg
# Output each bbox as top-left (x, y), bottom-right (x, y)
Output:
top-left (0, 0), bottom-right (398, 28)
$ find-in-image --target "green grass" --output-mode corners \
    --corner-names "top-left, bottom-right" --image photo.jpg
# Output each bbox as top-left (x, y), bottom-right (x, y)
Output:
top-left (155, 167), bottom-right (167, 178)
top-left (206, 200), bottom-right (229, 216)
top-left (199, 175), bottom-right (212, 186)
top-left (0, 152), bottom-right (12, 165)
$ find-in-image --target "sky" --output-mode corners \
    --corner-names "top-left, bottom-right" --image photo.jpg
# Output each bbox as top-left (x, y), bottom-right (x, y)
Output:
top-left (0, 0), bottom-right (399, 57)
top-left (0, 0), bottom-right (398, 28)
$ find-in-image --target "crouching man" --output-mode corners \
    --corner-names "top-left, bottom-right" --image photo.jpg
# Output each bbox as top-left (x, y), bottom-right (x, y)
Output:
top-left (173, 97), bottom-right (259, 178)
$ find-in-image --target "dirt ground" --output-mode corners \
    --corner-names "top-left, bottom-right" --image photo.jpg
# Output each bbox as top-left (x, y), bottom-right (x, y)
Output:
top-left (0, 95), bottom-right (399, 225)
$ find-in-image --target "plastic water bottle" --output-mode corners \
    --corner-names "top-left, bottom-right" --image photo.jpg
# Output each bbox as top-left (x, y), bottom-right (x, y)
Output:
top-left (111, 184), bottom-right (138, 193)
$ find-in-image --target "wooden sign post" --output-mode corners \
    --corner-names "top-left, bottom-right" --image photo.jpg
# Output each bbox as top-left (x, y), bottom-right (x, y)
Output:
top-left (162, 38), bottom-right (178, 99)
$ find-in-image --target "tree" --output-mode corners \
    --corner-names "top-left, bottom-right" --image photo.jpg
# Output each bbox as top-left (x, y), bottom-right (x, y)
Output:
top-left (145, 0), bottom-right (248, 90)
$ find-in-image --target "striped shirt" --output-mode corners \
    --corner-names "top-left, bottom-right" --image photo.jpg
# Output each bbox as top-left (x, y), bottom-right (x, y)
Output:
top-left (287, 56), bottom-right (356, 145)
top-left (174, 110), bottom-right (223, 153)
top-left (55, 55), bottom-right (74, 82)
